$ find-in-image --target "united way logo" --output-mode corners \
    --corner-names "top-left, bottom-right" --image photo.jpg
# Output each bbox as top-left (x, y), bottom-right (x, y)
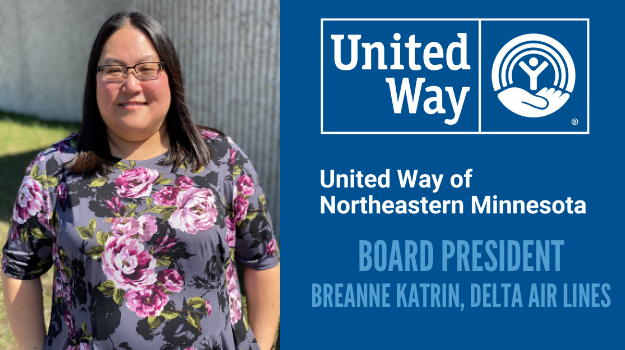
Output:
top-left (321, 19), bottom-right (588, 133)
top-left (492, 34), bottom-right (576, 118)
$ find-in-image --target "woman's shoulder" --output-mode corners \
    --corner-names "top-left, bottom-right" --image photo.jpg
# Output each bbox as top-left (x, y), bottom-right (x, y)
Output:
top-left (28, 133), bottom-right (79, 174)
top-left (196, 127), bottom-right (239, 160)
top-left (196, 128), bottom-right (258, 177)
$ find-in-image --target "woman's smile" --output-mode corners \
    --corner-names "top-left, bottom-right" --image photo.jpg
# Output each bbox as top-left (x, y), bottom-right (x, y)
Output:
top-left (119, 101), bottom-right (149, 110)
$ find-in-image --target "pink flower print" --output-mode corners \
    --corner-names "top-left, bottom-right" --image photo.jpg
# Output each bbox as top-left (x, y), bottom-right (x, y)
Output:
top-left (9, 224), bottom-right (18, 241)
top-left (157, 269), bottom-right (184, 293)
top-left (228, 280), bottom-right (242, 324)
top-left (54, 275), bottom-right (70, 303)
top-left (137, 215), bottom-right (158, 242)
top-left (54, 277), bottom-right (64, 299)
top-left (111, 217), bottom-right (140, 236)
top-left (57, 264), bottom-right (69, 286)
top-left (168, 188), bottom-right (218, 234)
top-left (200, 129), bottom-right (218, 139)
top-left (65, 283), bottom-right (72, 303)
top-left (115, 167), bottom-right (159, 198)
top-left (125, 284), bottom-right (169, 318)
top-left (233, 195), bottom-right (249, 223)
top-left (230, 148), bottom-right (236, 164)
top-left (102, 235), bottom-right (157, 290)
top-left (236, 175), bottom-right (255, 197)
top-left (58, 182), bottom-right (68, 203)
top-left (105, 196), bottom-right (123, 214)
top-left (1, 257), bottom-right (6, 273)
top-left (63, 309), bottom-right (71, 325)
top-left (57, 263), bottom-right (68, 285)
top-left (68, 343), bottom-right (90, 350)
top-left (225, 217), bottom-right (236, 247)
top-left (153, 186), bottom-right (180, 206)
top-left (152, 235), bottom-right (178, 256)
top-left (63, 310), bottom-right (77, 339)
top-left (53, 243), bottom-right (61, 268)
top-left (225, 265), bottom-right (241, 324)
top-left (225, 216), bottom-right (236, 232)
top-left (266, 238), bottom-right (277, 255)
top-left (226, 263), bottom-right (237, 287)
top-left (13, 176), bottom-right (44, 224)
top-left (226, 229), bottom-right (236, 248)
top-left (175, 176), bottom-right (194, 189)
top-left (206, 300), bottom-right (212, 316)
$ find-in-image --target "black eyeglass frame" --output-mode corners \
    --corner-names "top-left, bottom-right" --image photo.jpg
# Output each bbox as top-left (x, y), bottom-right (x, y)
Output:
top-left (96, 62), bottom-right (167, 81)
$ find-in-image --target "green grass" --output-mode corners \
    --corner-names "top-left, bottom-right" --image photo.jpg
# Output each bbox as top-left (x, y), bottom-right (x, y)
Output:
top-left (0, 111), bottom-right (79, 350)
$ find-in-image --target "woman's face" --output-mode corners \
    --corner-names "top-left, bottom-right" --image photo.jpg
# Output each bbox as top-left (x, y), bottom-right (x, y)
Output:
top-left (96, 25), bottom-right (171, 142)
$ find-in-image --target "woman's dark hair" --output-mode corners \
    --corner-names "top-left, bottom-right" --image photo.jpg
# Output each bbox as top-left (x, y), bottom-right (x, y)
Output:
top-left (66, 12), bottom-right (222, 174)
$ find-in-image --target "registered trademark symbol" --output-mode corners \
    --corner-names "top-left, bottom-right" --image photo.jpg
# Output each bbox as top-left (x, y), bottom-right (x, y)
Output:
top-left (571, 118), bottom-right (578, 125)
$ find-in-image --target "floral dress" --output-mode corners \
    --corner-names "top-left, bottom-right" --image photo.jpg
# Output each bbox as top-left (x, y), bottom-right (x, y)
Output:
top-left (2, 131), bottom-right (279, 350)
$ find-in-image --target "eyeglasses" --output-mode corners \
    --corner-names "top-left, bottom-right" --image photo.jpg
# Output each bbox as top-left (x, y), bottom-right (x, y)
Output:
top-left (97, 62), bottom-right (166, 82)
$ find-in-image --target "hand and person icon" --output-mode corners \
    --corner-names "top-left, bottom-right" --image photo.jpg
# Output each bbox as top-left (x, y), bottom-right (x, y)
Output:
top-left (492, 33), bottom-right (576, 118)
top-left (497, 56), bottom-right (570, 118)
top-left (519, 57), bottom-right (548, 91)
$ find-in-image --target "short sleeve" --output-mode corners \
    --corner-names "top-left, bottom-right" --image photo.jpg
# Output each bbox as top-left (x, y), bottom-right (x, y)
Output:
top-left (2, 151), bottom-right (57, 279)
top-left (228, 140), bottom-right (279, 270)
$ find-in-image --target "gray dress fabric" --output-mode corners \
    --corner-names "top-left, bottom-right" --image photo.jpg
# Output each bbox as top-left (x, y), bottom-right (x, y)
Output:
top-left (2, 131), bottom-right (279, 350)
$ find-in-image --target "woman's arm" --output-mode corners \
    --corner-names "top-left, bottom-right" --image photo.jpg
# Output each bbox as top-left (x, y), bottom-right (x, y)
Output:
top-left (1, 272), bottom-right (47, 350)
top-left (244, 263), bottom-right (280, 350)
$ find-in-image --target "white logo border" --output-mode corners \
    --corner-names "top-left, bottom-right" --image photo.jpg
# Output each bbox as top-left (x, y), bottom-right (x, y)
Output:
top-left (320, 18), bottom-right (590, 135)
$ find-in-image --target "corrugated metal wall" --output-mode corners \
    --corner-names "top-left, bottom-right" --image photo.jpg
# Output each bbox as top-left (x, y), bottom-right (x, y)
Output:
top-left (0, 0), bottom-right (280, 237)
top-left (0, 0), bottom-right (132, 119)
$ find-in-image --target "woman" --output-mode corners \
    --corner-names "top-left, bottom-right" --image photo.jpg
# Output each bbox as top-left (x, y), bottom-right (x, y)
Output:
top-left (1, 12), bottom-right (279, 350)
